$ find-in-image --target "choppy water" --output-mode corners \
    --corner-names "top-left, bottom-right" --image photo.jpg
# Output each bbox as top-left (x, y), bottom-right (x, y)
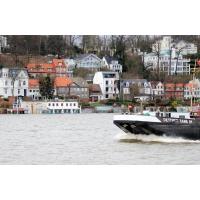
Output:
top-left (0, 113), bottom-right (200, 164)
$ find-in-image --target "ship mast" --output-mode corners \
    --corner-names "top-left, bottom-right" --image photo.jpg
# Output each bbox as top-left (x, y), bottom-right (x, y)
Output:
top-left (191, 59), bottom-right (197, 110)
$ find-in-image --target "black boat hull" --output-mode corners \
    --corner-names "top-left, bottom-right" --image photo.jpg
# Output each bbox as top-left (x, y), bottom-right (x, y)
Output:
top-left (114, 120), bottom-right (200, 140)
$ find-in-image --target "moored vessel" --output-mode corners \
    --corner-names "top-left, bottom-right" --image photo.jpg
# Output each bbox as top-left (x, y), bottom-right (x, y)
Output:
top-left (43, 101), bottom-right (81, 114)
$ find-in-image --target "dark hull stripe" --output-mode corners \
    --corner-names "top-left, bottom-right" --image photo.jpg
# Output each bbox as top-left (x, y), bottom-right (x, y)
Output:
top-left (114, 120), bottom-right (200, 140)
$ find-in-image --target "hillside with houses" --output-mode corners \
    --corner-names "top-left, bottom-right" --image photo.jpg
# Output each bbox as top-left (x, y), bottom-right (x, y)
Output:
top-left (1, 35), bottom-right (200, 113)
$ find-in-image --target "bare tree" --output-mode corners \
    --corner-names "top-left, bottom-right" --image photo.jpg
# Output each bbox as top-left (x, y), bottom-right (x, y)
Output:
top-left (129, 83), bottom-right (140, 100)
top-left (174, 47), bottom-right (185, 75)
top-left (152, 41), bottom-right (161, 80)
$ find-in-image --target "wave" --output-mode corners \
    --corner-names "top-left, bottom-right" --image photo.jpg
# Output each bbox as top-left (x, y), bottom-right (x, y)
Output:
top-left (115, 133), bottom-right (200, 144)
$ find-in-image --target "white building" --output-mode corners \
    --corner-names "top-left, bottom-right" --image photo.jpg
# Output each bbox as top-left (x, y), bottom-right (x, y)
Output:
top-left (150, 81), bottom-right (164, 98)
top-left (0, 36), bottom-right (9, 53)
top-left (28, 79), bottom-right (41, 100)
top-left (144, 49), bottom-right (191, 75)
top-left (175, 40), bottom-right (197, 55)
top-left (152, 36), bottom-right (172, 52)
top-left (152, 36), bottom-right (197, 55)
top-left (75, 54), bottom-right (103, 70)
top-left (102, 56), bottom-right (123, 73)
top-left (120, 79), bottom-right (152, 101)
top-left (46, 101), bottom-right (81, 114)
top-left (184, 79), bottom-right (200, 99)
top-left (64, 58), bottom-right (75, 77)
top-left (93, 71), bottom-right (119, 99)
top-left (0, 68), bottom-right (29, 98)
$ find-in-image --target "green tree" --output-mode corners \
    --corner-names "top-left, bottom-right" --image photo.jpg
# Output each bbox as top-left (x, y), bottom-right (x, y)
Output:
top-left (39, 76), bottom-right (54, 99)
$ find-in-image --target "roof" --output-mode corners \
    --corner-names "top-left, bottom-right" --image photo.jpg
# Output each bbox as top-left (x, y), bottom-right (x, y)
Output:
top-left (27, 59), bottom-right (66, 71)
top-left (185, 83), bottom-right (193, 88)
top-left (150, 81), bottom-right (160, 85)
top-left (85, 74), bottom-right (94, 81)
top-left (54, 77), bottom-right (72, 87)
top-left (121, 79), bottom-right (148, 84)
top-left (103, 56), bottom-right (118, 64)
top-left (165, 83), bottom-right (185, 87)
top-left (0, 67), bottom-right (28, 78)
top-left (8, 68), bottom-right (28, 78)
top-left (72, 77), bottom-right (89, 87)
top-left (29, 79), bottom-right (39, 88)
top-left (52, 59), bottom-right (66, 67)
top-left (150, 81), bottom-right (163, 88)
top-left (27, 63), bottom-right (54, 69)
top-left (89, 84), bottom-right (102, 94)
top-left (75, 54), bottom-right (101, 62)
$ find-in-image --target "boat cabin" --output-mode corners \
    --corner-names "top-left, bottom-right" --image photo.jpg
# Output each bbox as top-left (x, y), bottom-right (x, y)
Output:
top-left (46, 101), bottom-right (81, 114)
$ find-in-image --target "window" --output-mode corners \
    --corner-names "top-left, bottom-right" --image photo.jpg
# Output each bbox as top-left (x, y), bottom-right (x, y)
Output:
top-left (29, 90), bottom-right (32, 92)
top-left (66, 103), bottom-right (68, 106)
top-left (18, 89), bottom-right (20, 94)
top-left (61, 103), bottom-right (63, 106)
top-left (106, 81), bottom-right (109, 85)
top-left (23, 81), bottom-right (26, 85)
top-left (74, 103), bottom-right (76, 106)
top-left (106, 87), bottom-right (109, 92)
top-left (56, 103), bottom-right (58, 106)
top-left (5, 80), bottom-right (8, 86)
top-left (4, 88), bottom-right (7, 94)
top-left (48, 103), bottom-right (51, 106)
top-left (52, 103), bottom-right (55, 106)
top-left (70, 103), bottom-right (72, 106)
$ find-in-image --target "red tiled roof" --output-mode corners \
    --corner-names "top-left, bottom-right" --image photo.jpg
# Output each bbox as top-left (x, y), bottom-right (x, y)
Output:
top-left (27, 63), bottom-right (56, 73)
top-left (29, 79), bottom-right (39, 88)
top-left (27, 59), bottom-right (67, 74)
top-left (27, 63), bottom-right (54, 69)
top-left (52, 59), bottom-right (66, 67)
top-left (165, 83), bottom-right (184, 87)
top-left (54, 77), bottom-right (72, 87)
top-left (185, 83), bottom-right (193, 88)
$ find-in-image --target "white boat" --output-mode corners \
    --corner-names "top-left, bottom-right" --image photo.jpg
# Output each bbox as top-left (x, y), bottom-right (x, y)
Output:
top-left (44, 101), bottom-right (81, 114)
top-left (113, 111), bottom-right (200, 140)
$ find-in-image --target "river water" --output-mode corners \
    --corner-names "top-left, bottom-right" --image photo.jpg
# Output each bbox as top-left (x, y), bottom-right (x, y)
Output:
top-left (0, 113), bottom-right (200, 164)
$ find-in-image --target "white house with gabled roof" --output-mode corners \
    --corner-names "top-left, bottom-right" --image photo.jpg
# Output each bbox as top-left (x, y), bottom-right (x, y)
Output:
top-left (0, 67), bottom-right (29, 98)
top-left (74, 54), bottom-right (103, 69)
top-left (102, 56), bottom-right (123, 73)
